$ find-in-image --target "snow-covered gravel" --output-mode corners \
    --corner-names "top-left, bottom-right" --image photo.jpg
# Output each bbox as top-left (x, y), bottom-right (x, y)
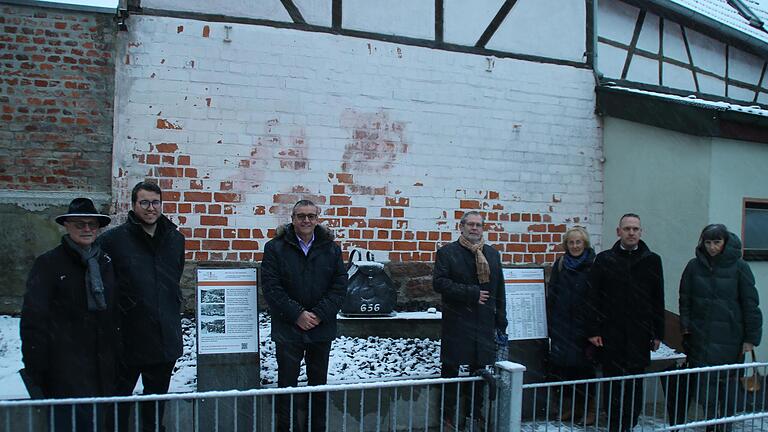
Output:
top-left (257, 312), bottom-right (441, 386)
top-left (0, 312), bottom-right (682, 398)
top-left (0, 313), bottom-right (441, 397)
top-left (0, 315), bottom-right (22, 391)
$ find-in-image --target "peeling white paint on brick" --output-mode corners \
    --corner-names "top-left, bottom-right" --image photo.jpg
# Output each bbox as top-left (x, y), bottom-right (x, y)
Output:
top-left (113, 17), bottom-right (603, 263)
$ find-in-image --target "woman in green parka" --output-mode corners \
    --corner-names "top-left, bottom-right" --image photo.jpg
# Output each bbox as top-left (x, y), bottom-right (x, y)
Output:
top-left (679, 224), bottom-right (763, 430)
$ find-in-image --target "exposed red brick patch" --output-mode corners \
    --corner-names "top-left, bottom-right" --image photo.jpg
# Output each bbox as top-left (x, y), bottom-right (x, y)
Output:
top-left (202, 25), bottom-right (210, 37)
top-left (200, 215), bottom-right (227, 226)
top-left (155, 143), bottom-right (178, 153)
top-left (184, 191), bottom-right (211, 202)
top-left (340, 109), bottom-right (407, 172)
top-left (214, 192), bottom-right (241, 203)
top-left (335, 173), bottom-right (354, 184)
top-left (460, 200), bottom-right (480, 209)
top-left (156, 118), bottom-right (182, 130)
top-left (202, 240), bottom-right (228, 250)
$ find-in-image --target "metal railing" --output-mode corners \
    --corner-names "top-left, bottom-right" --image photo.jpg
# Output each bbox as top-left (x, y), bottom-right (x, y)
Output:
top-left (521, 361), bottom-right (768, 431)
top-left (0, 373), bottom-right (501, 432)
top-left (2, 360), bottom-right (767, 431)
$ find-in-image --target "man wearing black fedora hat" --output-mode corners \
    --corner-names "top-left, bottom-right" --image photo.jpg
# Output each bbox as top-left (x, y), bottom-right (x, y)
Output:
top-left (20, 197), bottom-right (119, 430)
top-left (100, 181), bottom-right (185, 432)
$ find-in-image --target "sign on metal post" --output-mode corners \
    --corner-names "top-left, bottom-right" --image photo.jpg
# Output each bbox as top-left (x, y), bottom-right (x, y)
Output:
top-left (197, 268), bottom-right (258, 354)
top-left (196, 267), bottom-right (260, 432)
top-left (503, 267), bottom-right (547, 341)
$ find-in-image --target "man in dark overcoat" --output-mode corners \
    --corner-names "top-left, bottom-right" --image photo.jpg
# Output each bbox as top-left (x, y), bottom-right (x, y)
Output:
top-left (586, 213), bottom-right (665, 432)
top-left (21, 197), bottom-right (118, 431)
top-left (262, 199), bottom-right (347, 432)
top-left (100, 181), bottom-right (185, 432)
top-left (433, 210), bottom-right (508, 429)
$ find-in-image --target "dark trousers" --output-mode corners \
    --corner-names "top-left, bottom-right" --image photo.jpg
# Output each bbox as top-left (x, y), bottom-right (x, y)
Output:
top-left (110, 361), bottom-right (176, 432)
top-left (548, 364), bottom-right (597, 415)
top-left (275, 341), bottom-right (332, 432)
top-left (691, 369), bottom-right (739, 432)
top-left (602, 365), bottom-right (644, 432)
top-left (50, 404), bottom-right (104, 432)
top-left (441, 363), bottom-right (486, 424)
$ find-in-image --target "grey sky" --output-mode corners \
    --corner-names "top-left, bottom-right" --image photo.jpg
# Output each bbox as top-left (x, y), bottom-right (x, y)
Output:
top-left (39, 0), bottom-right (117, 7)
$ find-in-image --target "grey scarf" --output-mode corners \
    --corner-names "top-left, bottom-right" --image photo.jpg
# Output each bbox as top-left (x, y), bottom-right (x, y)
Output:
top-left (63, 235), bottom-right (107, 311)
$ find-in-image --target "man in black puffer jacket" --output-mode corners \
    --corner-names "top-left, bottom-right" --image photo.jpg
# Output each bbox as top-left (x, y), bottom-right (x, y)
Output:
top-left (100, 181), bottom-right (185, 432)
top-left (262, 199), bottom-right (347, 432)
top-left (586, 213), bottom-right (665, 432)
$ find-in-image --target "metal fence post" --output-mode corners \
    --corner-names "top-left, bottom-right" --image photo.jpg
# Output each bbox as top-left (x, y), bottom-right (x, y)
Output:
top-left (494, 361), bottom-right (526, 432)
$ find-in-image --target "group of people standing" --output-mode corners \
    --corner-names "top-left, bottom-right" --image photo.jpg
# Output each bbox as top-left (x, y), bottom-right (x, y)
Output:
top-left (21, 181), bottom-right (185, 432)
top-left (546, 214), bottom-right (762, 432)
top-left (19, 183), bottom-right (762, 432)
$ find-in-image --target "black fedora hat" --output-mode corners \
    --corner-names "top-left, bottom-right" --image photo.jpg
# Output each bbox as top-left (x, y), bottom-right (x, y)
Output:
top-left (55, 198), bottom-right (111, 227)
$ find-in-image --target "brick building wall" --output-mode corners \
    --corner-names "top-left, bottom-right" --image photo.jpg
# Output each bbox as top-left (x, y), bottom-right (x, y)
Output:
top-left (0, 4), bottom-right (116, 313)
top-left (114, 17), bottom-right (603, 273)
top-left (0, 4), bottom-right (115, 191)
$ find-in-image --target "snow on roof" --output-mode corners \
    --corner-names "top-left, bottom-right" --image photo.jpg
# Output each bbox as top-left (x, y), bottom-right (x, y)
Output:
top-left (667, 0), bottom-right (768, 45)
top-left (605, 85), bottom-right (768, 118)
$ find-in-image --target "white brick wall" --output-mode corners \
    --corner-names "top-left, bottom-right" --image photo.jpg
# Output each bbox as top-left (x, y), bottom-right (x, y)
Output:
top-left (114, 16), bottom-right (603, 263)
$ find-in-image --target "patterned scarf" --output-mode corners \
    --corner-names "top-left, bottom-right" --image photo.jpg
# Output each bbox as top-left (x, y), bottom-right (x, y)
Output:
top-left (458, 235), bottom-right (490, 284)
top-left (63, 235), bottom-right (107, 311)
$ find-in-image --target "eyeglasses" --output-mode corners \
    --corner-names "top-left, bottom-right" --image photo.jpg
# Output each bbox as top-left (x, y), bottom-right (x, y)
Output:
top-left (68, 221), bottom-right (100, 230)
top-left (138, 200), bottom-right (162, 210)
top-left (293, 213), bottom-right (318, 221)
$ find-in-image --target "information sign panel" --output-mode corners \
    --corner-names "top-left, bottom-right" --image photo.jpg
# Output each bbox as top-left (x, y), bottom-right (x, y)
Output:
top-left (197, 268), bottom-right (258, 355)
top-left (503, 267), bottom-right (547, 340)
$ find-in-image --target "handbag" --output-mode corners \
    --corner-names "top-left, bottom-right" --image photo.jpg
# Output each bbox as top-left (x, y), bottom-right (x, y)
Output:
top-left (740, 351), bottom-right (763, 392)
top-left (340, 250), bottom-right (397, 316)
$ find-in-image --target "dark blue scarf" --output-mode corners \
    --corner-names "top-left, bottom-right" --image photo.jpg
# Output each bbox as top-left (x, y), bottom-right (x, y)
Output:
top-left (563, 250), bottom-right (589, 271)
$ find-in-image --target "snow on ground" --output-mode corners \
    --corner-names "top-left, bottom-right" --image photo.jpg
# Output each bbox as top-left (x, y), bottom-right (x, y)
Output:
top-left (0, 311), bottom-right (681, 399)
top-left (258, 312), bottom-right (440, 386)
top-left (0, 315), bottom-right (21, 381)
top-left (0, 313), bottom-right (441, 398)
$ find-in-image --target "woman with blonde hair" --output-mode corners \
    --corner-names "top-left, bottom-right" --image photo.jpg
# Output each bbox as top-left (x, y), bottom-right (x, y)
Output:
top-left (547, 226), bottom-right (598, 425)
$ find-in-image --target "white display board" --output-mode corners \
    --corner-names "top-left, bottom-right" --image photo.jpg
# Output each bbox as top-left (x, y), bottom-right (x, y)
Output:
top-left (197, 268), bottom-right (258, 355)
top-left (503, 267), bottom-right (548, 340)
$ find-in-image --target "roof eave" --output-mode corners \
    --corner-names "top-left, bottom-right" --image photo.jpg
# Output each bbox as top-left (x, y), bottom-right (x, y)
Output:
top-left (596, 85), bottom-right (768, 144)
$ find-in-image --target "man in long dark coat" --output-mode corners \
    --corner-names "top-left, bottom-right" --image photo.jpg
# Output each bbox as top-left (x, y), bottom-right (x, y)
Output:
top-left (21, 197), bottom-right (118, 431)
top-left (100, 181), bottom-right (186, 432)
top-left (433, 210), bottom-right (508, 430)
top-left (586, 213), bottom-right (665, 432)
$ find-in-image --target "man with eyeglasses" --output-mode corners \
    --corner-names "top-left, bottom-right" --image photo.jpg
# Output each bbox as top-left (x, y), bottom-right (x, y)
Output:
top-left (21, 197), bottom-right (118, 430)
top-left (100, 181), bottom-right (185, 432)
top-left (262, 199), bottom-right (347, 432)
top-left (433, 210), bottom-right (508, 431)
